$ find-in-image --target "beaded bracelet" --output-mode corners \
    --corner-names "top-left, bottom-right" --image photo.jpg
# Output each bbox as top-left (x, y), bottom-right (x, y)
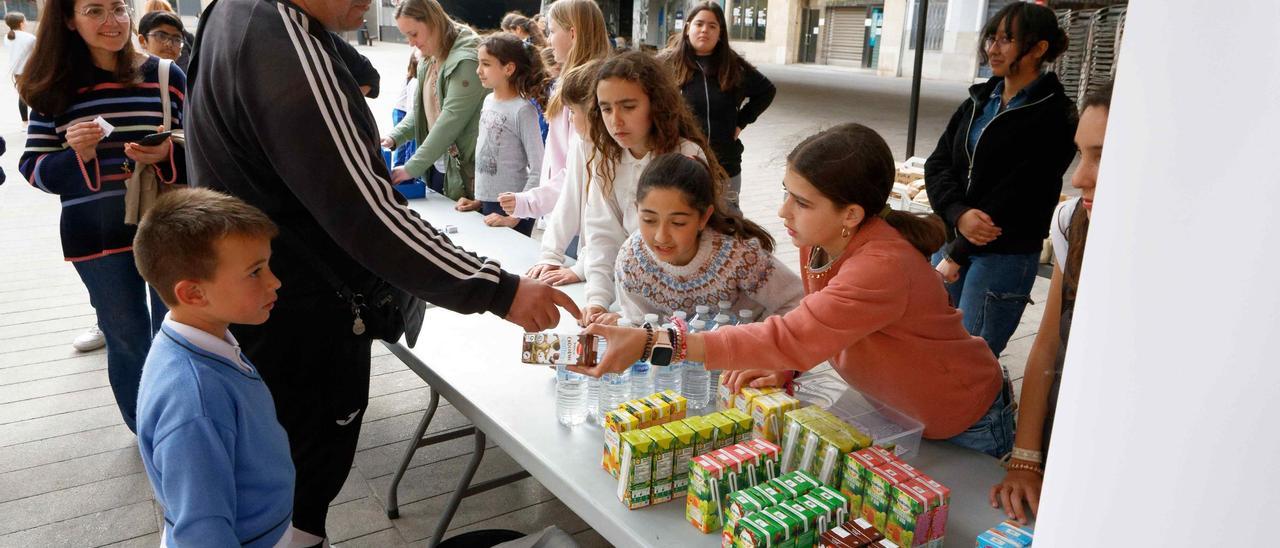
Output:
top-left (1004, 460), bottom-right (1044, 475)
top-left (670, 317), bottom-right (689, 362)
top-left (639, 323), bottom-right (655, 362)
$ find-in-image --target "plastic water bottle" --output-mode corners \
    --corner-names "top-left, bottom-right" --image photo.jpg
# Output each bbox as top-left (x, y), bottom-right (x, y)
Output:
top-left (672, 310), bottom-right (688, 323)
top-left (654, 323), bottom-right (683, 394)
top-left (682, 319), bottom-right (712, 411)
top-left (717, 300), bottom-right (734, 321)
top-left (710, 313), bottom-right (733, 393)
top-left (694, 304), bottom-right (712, 326)
top-left (737, 309), bottom-right (755, 325)
top-left (555, 364), bottom-right (588, 427)
top-left (623, 318), bottom-right (654, 398)
top-left (586, 373), bottom-right (601, 421)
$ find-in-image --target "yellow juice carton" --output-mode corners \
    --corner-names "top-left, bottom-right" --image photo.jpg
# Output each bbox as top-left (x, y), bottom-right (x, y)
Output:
top-left (645, 425), bottom-right (676, 504)
top-left (602, 409), bottom-right (640, 477)
top-left (617, 430), bottom-right (655, 509)
top-left (620, 400), bottom-right (656, 429)
top-left (721, 407), bottom-right (755, 444)
top-left (683, 416), bottom-right (717, 457)
top-left (705, 412), bottom-right (738, 450)
top-left (658, 390), bottom-right (688, 420)
top-left (663, 421), bottom-right (696, 497)
top-left (750, 393), bottom-right (792, 443)
top-left (644, 394), bottom-right (673, 427)
top-left (717, 381), bottom-right (736, 411)
top-left (735, 386), bottom-right (782, 415)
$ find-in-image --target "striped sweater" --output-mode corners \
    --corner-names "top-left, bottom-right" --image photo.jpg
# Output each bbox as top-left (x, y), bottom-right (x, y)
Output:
top-left (19, 56), bottom-right (187, 261)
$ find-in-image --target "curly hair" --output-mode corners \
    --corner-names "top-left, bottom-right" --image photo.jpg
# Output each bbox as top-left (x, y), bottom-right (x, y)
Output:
top-left (587, 51), bottom-right (723, 196)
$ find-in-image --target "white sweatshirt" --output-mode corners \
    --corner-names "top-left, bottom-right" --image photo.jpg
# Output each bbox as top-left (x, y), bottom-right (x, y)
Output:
top-left (583, 139), bottom-right (705, 310)
top-left (536, 135), bottom-right (591, 278)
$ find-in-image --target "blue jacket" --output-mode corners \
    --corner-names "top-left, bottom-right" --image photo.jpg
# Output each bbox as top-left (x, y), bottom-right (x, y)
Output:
top-left (137, 324), bottom-right (294, 547)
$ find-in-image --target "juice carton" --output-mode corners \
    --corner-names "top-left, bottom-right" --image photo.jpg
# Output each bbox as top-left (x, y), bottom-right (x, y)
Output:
top-left (520, 332), bottom-right (599, 366)
top-left (779, 500), bottom-right (820, 548)
top-left (684, 416), bottom-right (717, 457)
top-left (763, 506), bottom-right (806, 548)
top-left (727, 443), bottom-right (764, 488)
top-left (915, 475), bottom-right (950, 545)
top-left (718, 382), bottom-right (736, 411)
top-left (738, 511), bottom-right (788, 548)
top-left (602, 409), bottom-right (640, 477)
top-left (886, 478), bottom-right (939, 547)
top-left (707, 412), bottom-right (738, 450)
top-left (976, 530), bottom-right (1023, 548)
top-left (780, 412), bottom-right (812, 474)
top-left (751, 393), bottom-right (792, 443)
top-left (841, 450), bottom-right (884, 514)
top-left (736, 386), bottom-right (783, 415)
top-left (658, 390), bottom-right (688, 420)
top-left (862, 463), bottom-right (913, 531)
top-left (813, 421), bottom-right (863, 488)
top-left (663, 421), bottom-right (696, 497)
top-left (993, 521), bottom-right (1033, 546)
top-left (688, 454), bottom-right (730, 533)
top-left (770, 470), bottom-right (821, 500)
top-left (746, 439), bottom-right (783, 482)
top-left (870, 540), bottom-right (899, 548)
top-left (817, 525), bottom-right (867, 548)
top-left (725, 488), bottom-right (774, 531)
top-left (644, 425), bottom-right (676, 504)
top-left (810, 485), bottom-right (850, 524)
top-left (617, 430), bottom-right (655, 509)
top-left (621, 399), bottom-right (657, 429)
top-left (846, 517), bottom-right (885, 543)
top-left (722, 408), bottom-right (756, 445)
top-left (711, 447), bottom-right (750, 494)
top-left (865, 446), bottom-right (899, 463)
top-left (644, 395), bottom-right (672, 427)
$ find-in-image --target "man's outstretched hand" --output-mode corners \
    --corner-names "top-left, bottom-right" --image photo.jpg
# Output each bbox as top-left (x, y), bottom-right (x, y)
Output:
top-left (505, 276), bottom-right (582, 332)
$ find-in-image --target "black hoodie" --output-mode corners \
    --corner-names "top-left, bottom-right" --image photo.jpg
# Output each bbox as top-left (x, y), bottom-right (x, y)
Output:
top-left (924, 73), bottom-right (1077, 265)
top-left (678, 55), bottom-right (776, 177)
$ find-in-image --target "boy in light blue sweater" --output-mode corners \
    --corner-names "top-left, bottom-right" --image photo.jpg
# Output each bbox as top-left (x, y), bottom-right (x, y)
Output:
top-left (133, 189), bottom-right (294, 547)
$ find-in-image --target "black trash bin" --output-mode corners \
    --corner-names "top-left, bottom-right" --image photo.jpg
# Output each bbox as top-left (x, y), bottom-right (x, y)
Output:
top-left (357, 20), bottom-right (371, 45)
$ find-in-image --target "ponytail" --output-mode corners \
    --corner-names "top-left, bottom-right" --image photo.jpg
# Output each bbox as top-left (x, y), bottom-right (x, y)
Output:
top-left (4, 12), bottom-right (24, 41)
top-left (636, 153), bottom-right (775, 253)
top-left (881, 210), bottom-right (946, 258)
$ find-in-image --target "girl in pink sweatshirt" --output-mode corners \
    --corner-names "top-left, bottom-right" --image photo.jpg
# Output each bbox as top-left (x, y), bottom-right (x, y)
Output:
top-left (577, 124), bottom-right (1011, 457)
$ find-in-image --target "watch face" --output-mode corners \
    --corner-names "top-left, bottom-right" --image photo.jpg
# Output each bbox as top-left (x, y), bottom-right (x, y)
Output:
top-left (650, 345), bottom-right (674, 367)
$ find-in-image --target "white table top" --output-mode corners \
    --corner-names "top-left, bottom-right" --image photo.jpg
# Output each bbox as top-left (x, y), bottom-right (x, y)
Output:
top-left (397, 191), bottom-right (1014, 547)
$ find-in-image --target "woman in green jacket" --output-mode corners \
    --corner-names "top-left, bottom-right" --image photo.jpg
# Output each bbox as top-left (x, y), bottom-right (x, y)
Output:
top-left (383, 0), bottom-right (487, 208)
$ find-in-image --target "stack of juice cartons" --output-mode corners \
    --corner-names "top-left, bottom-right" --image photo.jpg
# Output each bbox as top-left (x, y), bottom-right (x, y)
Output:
top-left (780, 406), bottom-right (874, 488)
top-left (686, 439), bottom-right (782, 532)
top-left (842, 447), bottom-right (950, 547)
top-left (721, 474), bottom-right (851, 548)
top-left (602, 390), bottom-right (687, 477)
top-left (818, 516), bottom-right (897, 547)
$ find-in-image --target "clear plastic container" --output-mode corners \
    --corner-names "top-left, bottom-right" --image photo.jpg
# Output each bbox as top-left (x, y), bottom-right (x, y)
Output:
top-left (791, 365), bottom-right (925, 458)
top-left (555, 364), bottom-right (588, 427)
top-left (681, 319), bottom-right (711, 410)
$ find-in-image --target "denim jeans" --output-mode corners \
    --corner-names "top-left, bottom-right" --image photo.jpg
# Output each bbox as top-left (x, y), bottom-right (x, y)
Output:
top-left (72, 251), bottom-right (167, 433)
top-left (932, 250), bottom-right (1040, 357)
top-left (946, 381), bottom-right (1016, 458)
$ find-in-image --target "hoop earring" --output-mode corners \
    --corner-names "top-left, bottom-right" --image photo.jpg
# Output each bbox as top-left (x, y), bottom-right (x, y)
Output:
top-left (841, 226), bottom-right (850, 239)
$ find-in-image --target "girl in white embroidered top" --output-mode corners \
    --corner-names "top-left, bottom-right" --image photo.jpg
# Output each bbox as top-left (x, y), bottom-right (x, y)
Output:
top-left (606, 153), bottom-right (802, 325)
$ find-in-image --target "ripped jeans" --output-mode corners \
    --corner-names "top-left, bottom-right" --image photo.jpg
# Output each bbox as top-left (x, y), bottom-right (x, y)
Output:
top-left (933, 251), bottom-right (1040, 358)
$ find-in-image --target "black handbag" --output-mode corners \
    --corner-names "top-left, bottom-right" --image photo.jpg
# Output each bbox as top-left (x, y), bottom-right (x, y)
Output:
top-left (279, 227), bottom-right (427, 348)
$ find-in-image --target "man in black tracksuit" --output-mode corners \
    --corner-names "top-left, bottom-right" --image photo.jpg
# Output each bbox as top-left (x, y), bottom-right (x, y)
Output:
top-left (183, 0), bottom-right (577, 542)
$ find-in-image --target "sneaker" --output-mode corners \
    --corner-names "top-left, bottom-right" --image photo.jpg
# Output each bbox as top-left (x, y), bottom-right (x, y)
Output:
top-left (73, 325), bottom-right (106, 352)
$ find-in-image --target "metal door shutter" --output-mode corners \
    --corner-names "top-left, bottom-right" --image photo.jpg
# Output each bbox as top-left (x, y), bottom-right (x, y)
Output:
top-left (824, 7), bottom-right (865, 67)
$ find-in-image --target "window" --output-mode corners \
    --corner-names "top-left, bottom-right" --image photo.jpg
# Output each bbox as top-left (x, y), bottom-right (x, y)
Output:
top-left (731, 0), bottom-right (768, 42)
top-left (904, 0), bottom-right (948, 51)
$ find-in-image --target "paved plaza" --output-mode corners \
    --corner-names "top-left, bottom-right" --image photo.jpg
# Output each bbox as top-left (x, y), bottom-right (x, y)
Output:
top-left (0, 40), bottom-right (1055, 546)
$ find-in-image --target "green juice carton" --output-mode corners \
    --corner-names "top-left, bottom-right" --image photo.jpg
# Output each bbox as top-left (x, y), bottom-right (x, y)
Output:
top-left (779, 500), bottom-right (820, 548)
top-left (761, 507), bottom-right (803, 548)
top-left (687, 453), bottom-right (731, 533)
top-left (644, 426), bottom-right (676, 504)
top-left (842, 449), bottom-right (888, 514)
top-left (722, 408), bottom-right (756, 445)
top-left (706, 412), bottom-right (738, 450)
top-left (684, 416), bottom-right (717, 457)
top-left (738, 511), bottom-right (788, 548)
top-left (861, 465), bottom-right (911, 530)
top-left (809, 485), bottom-right (850, 527)
top-left (617, 430), bottom-right (655, 509)
top-left (885, 477), bottom-right (941, 548)
top-left (663, 421), bottom-right (696, 498)
top-left (603, 409), bottom-right (640, 477)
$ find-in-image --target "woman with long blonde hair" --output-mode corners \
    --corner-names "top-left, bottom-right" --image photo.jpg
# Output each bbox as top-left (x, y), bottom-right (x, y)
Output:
top-left (500, 0), bottom-right (610, 232)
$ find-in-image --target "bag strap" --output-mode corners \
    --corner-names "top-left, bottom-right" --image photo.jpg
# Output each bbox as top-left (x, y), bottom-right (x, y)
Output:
top-left (158, 58), bottom-right (172, 131)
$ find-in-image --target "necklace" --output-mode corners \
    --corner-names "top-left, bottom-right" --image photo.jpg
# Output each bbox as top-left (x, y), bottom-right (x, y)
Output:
top-left (806, 246), bottom-right (843, 280)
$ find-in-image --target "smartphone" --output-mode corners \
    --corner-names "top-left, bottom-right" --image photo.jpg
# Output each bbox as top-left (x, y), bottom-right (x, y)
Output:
top-left (136, 130), bottom-right (173, 146)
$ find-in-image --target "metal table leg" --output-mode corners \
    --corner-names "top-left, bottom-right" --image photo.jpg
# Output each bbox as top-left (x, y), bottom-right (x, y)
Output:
top-left (386, 389), bottom-right (439, 519)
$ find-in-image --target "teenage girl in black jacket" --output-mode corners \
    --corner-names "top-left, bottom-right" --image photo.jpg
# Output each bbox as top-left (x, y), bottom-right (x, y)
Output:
top-left (925, 3), bottom-right (1077, 358)
top-left (660, 1), bottom-right (775, 209)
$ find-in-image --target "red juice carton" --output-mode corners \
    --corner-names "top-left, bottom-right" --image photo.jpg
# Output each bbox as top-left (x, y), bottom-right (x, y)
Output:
top-left (861, 465), bottom-right (909, 531)
top-left (865, 446), bottom-right (900, 463)
top-left (687, 454), bottom-right (730, 533)
top-left (915, 475), bottom-right (950, 544)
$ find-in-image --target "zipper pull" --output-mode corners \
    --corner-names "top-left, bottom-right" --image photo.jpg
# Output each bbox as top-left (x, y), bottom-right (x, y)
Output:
top-left (351, 302), bottom-right (366, 335)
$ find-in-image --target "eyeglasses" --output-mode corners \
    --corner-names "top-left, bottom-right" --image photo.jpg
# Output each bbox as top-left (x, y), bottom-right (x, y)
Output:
top-left (145, 31), bottom-right (183, 46)
top-left (77, 4), bottom-right (132, 24)
top-left (984, 36), bottom-right (1014, 50)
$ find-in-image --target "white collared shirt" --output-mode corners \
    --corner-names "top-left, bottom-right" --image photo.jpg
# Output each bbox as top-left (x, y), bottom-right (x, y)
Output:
top-left (162, 313), bottom-right (253, 374)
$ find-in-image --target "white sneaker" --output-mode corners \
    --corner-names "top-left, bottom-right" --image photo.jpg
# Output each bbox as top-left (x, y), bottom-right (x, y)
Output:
top-left (73, 325), bottom-right (106, 352)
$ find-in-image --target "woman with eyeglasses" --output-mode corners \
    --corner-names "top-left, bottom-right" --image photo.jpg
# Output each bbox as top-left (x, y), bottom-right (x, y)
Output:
top-left (18, 0), bottom-right (186, 434)
top-left (924, 3), bottom-right (1076, 361)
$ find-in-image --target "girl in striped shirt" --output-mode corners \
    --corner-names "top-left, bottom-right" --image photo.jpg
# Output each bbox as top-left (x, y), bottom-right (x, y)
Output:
top-left (18, 0), bottom-right (185, 434)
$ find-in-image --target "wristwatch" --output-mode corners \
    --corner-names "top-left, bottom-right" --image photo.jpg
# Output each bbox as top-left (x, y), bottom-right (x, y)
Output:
top-left (647, 329), bottom-right (675, 367)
